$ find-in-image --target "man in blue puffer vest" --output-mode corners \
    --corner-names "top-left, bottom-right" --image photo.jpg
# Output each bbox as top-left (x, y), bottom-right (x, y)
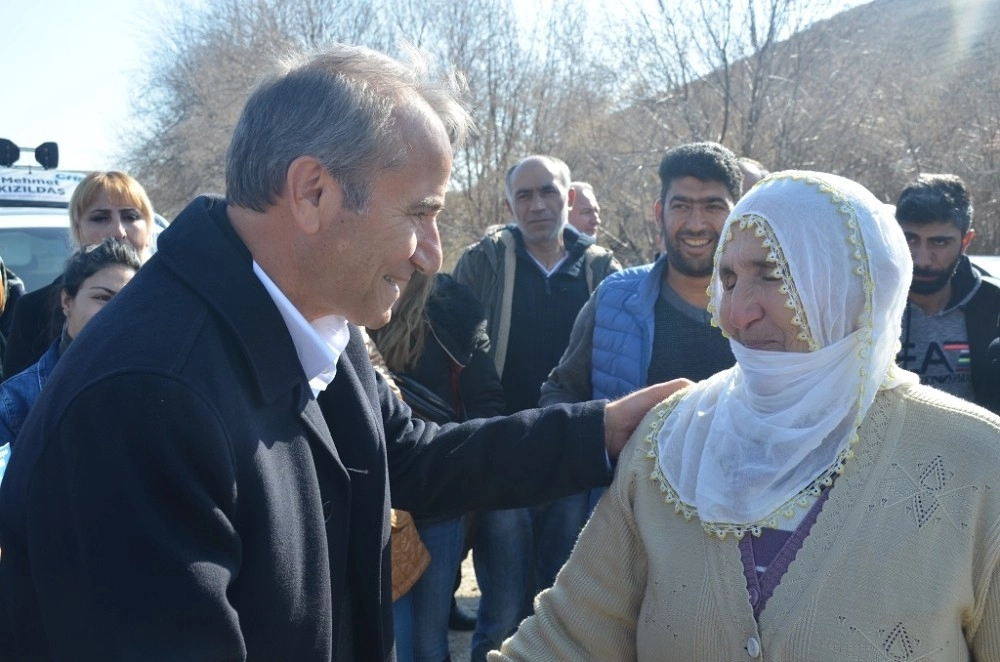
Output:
top-left (541, 142), bottom-right (743, 511)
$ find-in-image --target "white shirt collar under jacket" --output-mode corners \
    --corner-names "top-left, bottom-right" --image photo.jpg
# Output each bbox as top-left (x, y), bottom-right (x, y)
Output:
top-left (253, 261), bottom-right (349, 397)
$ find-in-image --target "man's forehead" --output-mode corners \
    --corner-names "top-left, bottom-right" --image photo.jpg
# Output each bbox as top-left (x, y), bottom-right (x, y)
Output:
top-left (899, 220), bottom-right (963, 237)
top-left (666, 177), bottom-right (732, 201)
top-left (512, 159), bottom-right (563, 188)
top-left (575, 189), bottom-right (598, 206)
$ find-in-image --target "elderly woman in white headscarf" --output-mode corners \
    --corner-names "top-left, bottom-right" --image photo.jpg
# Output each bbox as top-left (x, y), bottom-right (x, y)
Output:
top-left (489, 172), bottom-right (1000, 661)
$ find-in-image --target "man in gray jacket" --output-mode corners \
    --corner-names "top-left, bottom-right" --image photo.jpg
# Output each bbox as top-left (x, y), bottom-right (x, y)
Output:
top-left (453, 154), bottom-right (620, 661)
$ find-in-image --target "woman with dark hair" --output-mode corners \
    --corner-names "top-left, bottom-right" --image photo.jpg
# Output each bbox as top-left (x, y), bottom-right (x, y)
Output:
top-left (2, 171), bottom-right (155, 378)
top-left (371, 271), bottom-right (506, 662)
top-left (0, 238), bottom-right (142, 466)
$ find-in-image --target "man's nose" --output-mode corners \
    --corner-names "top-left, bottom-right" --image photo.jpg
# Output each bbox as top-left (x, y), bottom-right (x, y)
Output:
top-left (689, 204), bottom-right (714, 228)
top-left (909, 244), bottom-right (932, 268)
top-left (412, 219), bottom-right (443, 274)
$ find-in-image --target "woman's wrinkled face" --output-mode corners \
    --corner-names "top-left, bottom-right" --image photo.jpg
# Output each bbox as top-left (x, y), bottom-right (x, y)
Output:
top-left (75, 191), bottom-right (151, 254)
top-left (61, 265), bottom-right (136, 339)
top-left (716, 226), bottom-right (810, 353)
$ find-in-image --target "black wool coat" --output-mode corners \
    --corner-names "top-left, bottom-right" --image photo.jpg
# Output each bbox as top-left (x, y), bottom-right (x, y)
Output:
top-left (0, 196), bottom-right (611, 661)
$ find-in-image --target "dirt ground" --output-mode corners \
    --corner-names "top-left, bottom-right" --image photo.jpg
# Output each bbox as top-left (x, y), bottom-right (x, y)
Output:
top-left (447, 553), bottom-right (481, 660)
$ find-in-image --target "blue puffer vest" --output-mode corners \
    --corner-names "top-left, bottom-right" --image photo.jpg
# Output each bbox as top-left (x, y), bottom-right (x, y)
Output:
top-left (591, 256), bottom-right (669, 400)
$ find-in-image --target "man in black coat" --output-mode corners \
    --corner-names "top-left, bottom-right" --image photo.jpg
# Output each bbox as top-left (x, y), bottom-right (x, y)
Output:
top-left (893, 173), bottom-right (1000, 414)
top-left (0, 45), bottom-right (680, 661)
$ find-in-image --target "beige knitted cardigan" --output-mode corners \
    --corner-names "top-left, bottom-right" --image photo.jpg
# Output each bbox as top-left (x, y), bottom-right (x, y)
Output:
top-left (492, 382), bottom-right (1000, 661)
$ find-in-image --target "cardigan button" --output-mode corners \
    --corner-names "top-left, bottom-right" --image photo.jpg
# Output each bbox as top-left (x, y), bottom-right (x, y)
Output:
top-left (746, 636), bottom-right (761, 658)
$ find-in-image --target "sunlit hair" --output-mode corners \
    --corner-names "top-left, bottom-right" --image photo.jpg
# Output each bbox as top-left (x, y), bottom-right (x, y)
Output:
top-left (68, 171), bottom-right (154, 248)
top-left (61, 238), bottom-right (142, 299)
top-left (504, 155), bottom-right (572, 204)
top-left (369, 271), bottom-right (436, 373)
top-left (658, 142), bottom-right (742, 205)
top-left (895, 173), bottom-right (973, 234)
top-left (226, 43), bottom-right (475, 214)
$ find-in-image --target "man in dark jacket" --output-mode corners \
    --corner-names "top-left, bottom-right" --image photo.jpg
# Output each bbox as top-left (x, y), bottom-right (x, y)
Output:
top-left (453, 155), bottom-right (622, 660)
top-left (894, 173), bottom-right (1000, 413)
top-left (0, 45), bottom-right (679, 661)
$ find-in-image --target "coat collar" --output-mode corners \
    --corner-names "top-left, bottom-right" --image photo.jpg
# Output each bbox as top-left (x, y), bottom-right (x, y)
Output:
top-left (156, 196), bottom-right (307, 406)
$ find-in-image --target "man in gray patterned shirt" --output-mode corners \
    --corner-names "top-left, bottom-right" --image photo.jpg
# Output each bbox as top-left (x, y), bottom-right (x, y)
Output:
top-left (894, 173), bottom-right (1000, 413)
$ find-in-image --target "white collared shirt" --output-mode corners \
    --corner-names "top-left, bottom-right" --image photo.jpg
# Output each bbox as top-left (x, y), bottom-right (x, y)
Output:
top-left (253, 262), bottom-right (350, 398)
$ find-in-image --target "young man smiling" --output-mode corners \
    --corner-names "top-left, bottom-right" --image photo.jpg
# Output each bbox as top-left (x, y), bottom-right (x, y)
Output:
top-left (541, 142), bottom-right (741, 511)
top-left (894, 173), bottom-right (1000, 413)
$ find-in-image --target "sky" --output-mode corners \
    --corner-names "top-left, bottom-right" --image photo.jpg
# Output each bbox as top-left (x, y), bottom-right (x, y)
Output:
top-left (1, 0), bottom-right (170, 171)
top-left (1, 0), bottom-right (869, 173)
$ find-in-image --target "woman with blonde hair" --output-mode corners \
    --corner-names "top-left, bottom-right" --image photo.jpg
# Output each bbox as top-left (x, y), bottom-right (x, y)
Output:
top-left (3, 171), bottom-right (155, 377)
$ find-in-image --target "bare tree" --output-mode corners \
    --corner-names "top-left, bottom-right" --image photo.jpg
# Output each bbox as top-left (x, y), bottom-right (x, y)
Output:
top-left (122, 0), bottom-right (394, 218)
top-left (122, 0), bottom-right (610, 268)
top-left (121, 0), bottom-right (1000, 260)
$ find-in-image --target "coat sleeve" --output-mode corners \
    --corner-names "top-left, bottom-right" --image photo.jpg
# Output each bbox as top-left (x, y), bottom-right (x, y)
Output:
top-left (539, 294), bottom-right (597, 407)
top-left (458, 321), bottom-right (506, 420)
top-left (488, 434), bottom-right (648, 661)
top-left (382, 364), bottom-right (611, 515)
top-left (10, 373), bottom-right (245, 660)
top-left (451, 246), bottom-right (483, 295)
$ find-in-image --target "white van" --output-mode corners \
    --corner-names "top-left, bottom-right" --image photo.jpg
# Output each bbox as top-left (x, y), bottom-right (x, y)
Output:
top-left (0, 166), bottom-right (83, 292)
top-left (969, 255), bottom-right (1000, 277)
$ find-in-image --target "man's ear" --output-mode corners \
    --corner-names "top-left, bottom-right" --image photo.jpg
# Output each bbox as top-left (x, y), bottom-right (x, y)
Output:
top-left (503, 198), bottom-right (513, 215)
top-left (961, 228), bottom-right (976, 253)
top-left (566, 186), bottom-right (576, 209)
top-left (654, 200), bottom-right (666, 254)
top-left (286, 156), bottom-right (342, 234)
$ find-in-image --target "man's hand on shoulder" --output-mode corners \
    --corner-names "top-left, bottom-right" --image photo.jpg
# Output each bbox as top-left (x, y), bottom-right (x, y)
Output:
top-left (603, 379), bottom-right (693, 459)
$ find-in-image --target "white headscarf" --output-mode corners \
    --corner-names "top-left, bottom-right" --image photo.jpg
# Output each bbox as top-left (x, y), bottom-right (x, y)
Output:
top-left (655, 171), bottom-right (916, 536)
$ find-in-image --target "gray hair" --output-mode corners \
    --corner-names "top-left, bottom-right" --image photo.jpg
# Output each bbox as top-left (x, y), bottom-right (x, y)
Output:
top-left (504, 155), bottom-right (572, 204)
top-left (226, 43), bottom-right (474, 213)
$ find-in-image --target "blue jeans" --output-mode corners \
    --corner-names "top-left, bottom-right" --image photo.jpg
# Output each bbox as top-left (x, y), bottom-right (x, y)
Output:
top-left (411, 516), bottom-right (464, 662)
top-left (530, 491), bottom-right (590, 590)
top-left (469, 492), bottom-right (590, 661)
top-left (393, 592), bottom-right (416, 662)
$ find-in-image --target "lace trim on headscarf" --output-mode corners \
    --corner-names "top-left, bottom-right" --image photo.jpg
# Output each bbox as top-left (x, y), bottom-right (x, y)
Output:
top-left (658, 171), bottom-right (906, 537)
top-left (644, 395), bottom-right (845, 540)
